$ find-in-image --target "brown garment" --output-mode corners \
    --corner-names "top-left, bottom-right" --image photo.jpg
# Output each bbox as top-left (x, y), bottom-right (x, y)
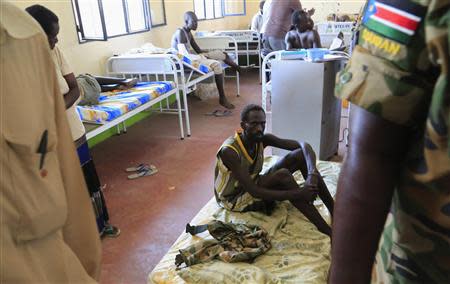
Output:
top-left (0, 2), bottom-right (101, 282)
top-left (264, 0), bottom-right (302, 38)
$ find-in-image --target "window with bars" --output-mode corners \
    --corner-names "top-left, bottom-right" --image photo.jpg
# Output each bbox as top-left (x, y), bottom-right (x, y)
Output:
top-left (193, 0), bottom-right (224, 20)
top-left (71, 0), bottom-right (166, 42)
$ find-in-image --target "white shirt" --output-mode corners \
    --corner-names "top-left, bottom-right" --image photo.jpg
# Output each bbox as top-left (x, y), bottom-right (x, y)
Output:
top-left (52, 46), bottom-right (85, 141)
top-left (259, 0), bottom-right (272, 34)
top-left (251, 11), bottom-right (263, 32)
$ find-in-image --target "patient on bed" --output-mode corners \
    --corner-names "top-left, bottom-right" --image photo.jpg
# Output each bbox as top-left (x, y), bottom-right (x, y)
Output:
top-left (171, 11), bottom-right (250, 110)
top-left (215, 104), bottom-right (334, 237)
top-left (285, 9), bottom-right (322, 50)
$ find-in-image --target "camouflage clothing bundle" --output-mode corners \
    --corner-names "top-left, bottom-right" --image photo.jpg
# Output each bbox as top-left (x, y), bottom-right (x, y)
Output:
top-left (175, 220), bottom-right (271, 268)
top-left (335, 0), bottom-right (449, 282)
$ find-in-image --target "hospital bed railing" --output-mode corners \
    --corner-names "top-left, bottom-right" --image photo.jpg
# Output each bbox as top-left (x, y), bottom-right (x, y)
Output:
top-left (106, 53), bottom-right (214, 138)
top-left (194, 36), bottom-right (241, 96)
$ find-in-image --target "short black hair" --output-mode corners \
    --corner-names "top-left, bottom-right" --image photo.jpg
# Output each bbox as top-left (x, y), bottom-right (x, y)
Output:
top-left (291, 9), bottom-right (307, 26)
top-left (259, 1), bottom-right (266, 10)
top-left (26, 5), bottom-right (58, 35)
top-left (241, 104), bottom-right (265, 122)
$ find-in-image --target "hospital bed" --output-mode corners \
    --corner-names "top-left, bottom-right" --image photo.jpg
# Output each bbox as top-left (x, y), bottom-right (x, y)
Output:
top-left (194, 36), bottom-right (241, 96)
top-left (79, 77), bottom-right (184, 140)
top-left (148, 158), bottom-right (341, 283)
top-left (106, 52), bottom-right (215, 137)
top-left (261, 51), bottom-right (281, 114)
top-left (197, 30), bottom-right (262, 82)
top-left (315, 21), bottom-right (354, 49)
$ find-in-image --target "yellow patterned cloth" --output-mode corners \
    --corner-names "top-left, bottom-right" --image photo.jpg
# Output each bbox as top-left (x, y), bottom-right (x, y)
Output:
top-left (149, 159), bottom-right (340, 284)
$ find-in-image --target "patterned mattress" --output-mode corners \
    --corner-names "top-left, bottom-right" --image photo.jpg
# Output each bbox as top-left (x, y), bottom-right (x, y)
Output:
top-left (149, 158), bottom-right (341, 284)
top-left (77, 81), bottom-right (175, 124)
top-left (171, 52), bottom-right (211, 74)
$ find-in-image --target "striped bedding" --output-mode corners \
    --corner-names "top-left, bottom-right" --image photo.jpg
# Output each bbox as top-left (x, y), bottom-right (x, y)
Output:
top-left (77, 81), bottom-right (175, 124)
top-left (149, 158), bottom-right (341, 284)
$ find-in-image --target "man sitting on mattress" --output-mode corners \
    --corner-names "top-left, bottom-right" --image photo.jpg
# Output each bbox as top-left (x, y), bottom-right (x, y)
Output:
top-left (215, 104), bottom-right (334, 237)
top-left (171, 11), bottom-right (248, 110)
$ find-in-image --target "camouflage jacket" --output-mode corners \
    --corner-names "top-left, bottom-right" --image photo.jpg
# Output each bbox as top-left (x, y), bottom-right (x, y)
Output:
top-left (335, 0), bottom-right (449, 282)
top-left (175, 220), bottom-right (271, 268)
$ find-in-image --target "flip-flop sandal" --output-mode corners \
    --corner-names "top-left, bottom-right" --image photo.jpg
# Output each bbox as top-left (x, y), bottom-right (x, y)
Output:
top-left (204, 109), bottom-right (221, 116)
top-left (213, 110), bottom-right (233, 117)
top-left (125, 163), bottom-right (150, 172)
top-left (127, 165), bottom-right (158, 179)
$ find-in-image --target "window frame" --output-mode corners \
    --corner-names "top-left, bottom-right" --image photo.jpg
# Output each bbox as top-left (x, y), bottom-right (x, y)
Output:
top-left (222, 0), bottom-right (246, 17)
top-left (149, 0), bottom-right (167, 28)
top-left (193, 0), bottom-right (224, 21)
top-left (71, 0), bottom-right (156, 43)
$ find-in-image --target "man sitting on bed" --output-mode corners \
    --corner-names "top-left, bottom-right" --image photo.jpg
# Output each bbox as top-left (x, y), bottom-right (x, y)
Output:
top-left (214, 104), bottom-right (334, 237)
top-left (171, 11), bottom-right (249, 110)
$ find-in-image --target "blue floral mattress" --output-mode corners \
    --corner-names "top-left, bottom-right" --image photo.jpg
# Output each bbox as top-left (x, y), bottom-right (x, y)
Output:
top-left (77, 81), bottom-right (175, 124)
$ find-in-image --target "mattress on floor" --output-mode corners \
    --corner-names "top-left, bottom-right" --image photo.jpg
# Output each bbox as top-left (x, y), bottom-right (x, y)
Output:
top-left (149, 158), bottom-right (341, 284)
top-left (77, 81), bottom-right (175, 124)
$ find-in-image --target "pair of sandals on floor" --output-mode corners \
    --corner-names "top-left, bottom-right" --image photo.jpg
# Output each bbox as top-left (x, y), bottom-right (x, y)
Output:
top-left (125, 163), bottom-right (158, 179)
top-left (205, 109), bottom-right (232, 117)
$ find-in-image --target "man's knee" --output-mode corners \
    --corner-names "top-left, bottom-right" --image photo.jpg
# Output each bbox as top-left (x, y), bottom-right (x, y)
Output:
top-left (285, 148), bottom-right (305, 167)
top-left (273, 168), bottom-right (294, 184)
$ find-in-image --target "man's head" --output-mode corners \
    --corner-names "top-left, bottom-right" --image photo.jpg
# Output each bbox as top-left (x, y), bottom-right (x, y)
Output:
top-left (292, 9), bottom-right (310, 32)
top-left (241, 104), bottom-right (266, 142)
top-left (26, 5), bottom-right (59, 50)
top-left (259, 1), bottom-right (266, 13)
top-left (184, 11), bottom-right (198, 31)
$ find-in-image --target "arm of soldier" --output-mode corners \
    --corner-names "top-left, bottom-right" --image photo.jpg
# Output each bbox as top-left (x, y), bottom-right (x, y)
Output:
top-left (329, 105), bottom-right (410, 283)
top-left (220, 147), bottom-right (304, 201)
top-left (62, 73), bottom-right (80, 109)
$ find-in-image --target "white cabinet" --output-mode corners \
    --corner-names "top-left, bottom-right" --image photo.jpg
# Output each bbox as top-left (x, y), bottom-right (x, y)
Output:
top-left (271, 60), bottom-right (342, 160)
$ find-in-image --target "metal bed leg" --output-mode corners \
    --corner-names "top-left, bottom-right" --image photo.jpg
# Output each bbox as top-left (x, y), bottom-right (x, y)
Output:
top-left (182, 88), bottom-right (191, 137)
top-left (236, 71), bottom-right (240, 97)
top-left (175, 91), bottom-right (185, 140)
top-left (122, 121), bottom-right (127, 133)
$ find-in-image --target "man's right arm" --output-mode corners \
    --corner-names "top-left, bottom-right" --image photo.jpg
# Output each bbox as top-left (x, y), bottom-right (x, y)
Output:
top-left (220, 147), bottom-right (304, 201)
top-left (329, 106), bottom-right (410, 283)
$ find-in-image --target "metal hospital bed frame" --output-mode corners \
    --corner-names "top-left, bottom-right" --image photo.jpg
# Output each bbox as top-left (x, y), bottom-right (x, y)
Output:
top-left (106, 53), bottom-right (215, 137)
top-left (84, 76), bottom-right (184, 140)
top-left (197, 30), bottom-right (262, 82)
top-left (194, 36), bottom-right (241, 96)
top-left (261, 50), bottom-right (282, 114)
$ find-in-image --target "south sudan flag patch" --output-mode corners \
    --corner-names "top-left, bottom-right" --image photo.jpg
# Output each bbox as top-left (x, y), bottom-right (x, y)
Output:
top-left (362, 0), bottom-right (426, 44)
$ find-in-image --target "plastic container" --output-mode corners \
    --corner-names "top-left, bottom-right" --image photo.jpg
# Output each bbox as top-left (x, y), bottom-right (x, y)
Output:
top-left (306, 48), bottom-right (330, 61)
top-left (280, 49), bottom-right (307, 60)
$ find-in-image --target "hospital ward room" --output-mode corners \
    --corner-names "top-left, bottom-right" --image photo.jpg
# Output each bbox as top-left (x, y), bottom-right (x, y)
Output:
top-left (2, 0), bottom-right (449, 283)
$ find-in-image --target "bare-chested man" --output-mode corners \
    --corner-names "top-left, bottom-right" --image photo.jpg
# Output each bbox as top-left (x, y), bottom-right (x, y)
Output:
top-left (285, 9), bottom-right (321, 50)
top-left (171, 11), bottom-right (249, 109)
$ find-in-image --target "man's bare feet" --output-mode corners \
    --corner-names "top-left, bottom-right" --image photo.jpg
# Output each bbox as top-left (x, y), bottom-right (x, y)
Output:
top-left (238, 65), bottom-right (255, 74)
top-left (219, 98), bottom-right (235, 109)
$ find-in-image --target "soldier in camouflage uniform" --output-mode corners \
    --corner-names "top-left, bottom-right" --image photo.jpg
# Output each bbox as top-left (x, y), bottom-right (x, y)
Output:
top-left (175, 220), bottom-right (271, 267)
top-left (330, 0), bottom-right (449, 283)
